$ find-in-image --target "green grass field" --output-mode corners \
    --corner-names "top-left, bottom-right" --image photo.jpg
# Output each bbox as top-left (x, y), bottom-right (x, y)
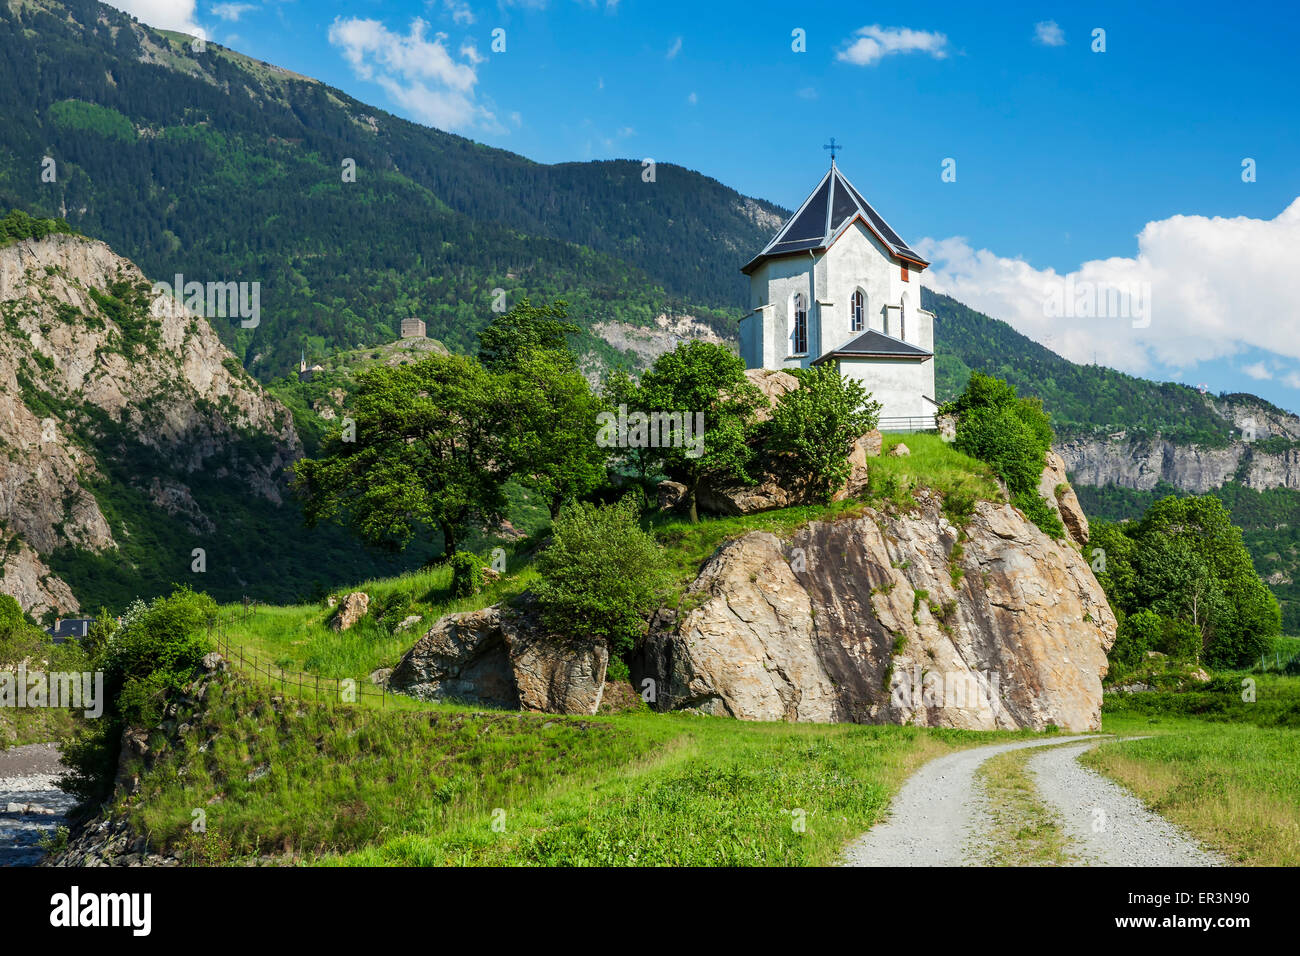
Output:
top-left (1090, 674), bottom-right (1300, 866)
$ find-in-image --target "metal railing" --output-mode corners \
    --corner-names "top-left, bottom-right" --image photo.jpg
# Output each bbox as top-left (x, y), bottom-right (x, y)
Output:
top-left (877, 415), bottom-right (937, 433)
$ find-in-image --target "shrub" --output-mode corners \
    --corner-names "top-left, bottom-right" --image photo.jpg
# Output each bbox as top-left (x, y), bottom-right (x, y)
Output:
top-left (533, 496), bottom-right (671, 654)
top-left (449, 551), bottom-right (487, 599)
top-left (61, 586), bottom-right (215, 807)
top-left (766, 364), bottom-right (881, 503)
top-left (1112, 608), bottom-right (1161, 669)
top-left (947, 372), bottom-right (1059, 537)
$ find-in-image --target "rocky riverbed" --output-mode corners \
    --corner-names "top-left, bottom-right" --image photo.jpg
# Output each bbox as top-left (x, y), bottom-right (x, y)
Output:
top-left (0, 742), bottom-right (75, 866)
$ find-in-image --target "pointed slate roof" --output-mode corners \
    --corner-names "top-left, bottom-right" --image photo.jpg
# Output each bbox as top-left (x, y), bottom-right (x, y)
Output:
top-left (811, 328), bottom-right (933, 363)
top-left (742, 164), bottom-right (928, 275)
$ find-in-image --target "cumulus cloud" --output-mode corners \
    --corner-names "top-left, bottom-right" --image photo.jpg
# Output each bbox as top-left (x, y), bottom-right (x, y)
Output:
top-left (442, 0), bottom-right (475, 25)
top-left (914, 199), bottom-right (1300, 377)
top-left (1243, 361), bottom-right (1273, 380)
top-left (103, 0), bottom-right (204, 34)
top-left (1034, 20), bottom-right (1066, 46)
top-left (328, 17), bottom-right (499, 133)
top-left (837, 25), bottom-right (948, 67)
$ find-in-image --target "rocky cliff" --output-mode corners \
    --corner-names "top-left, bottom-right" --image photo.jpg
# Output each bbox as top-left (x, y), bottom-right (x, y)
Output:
top-left (0, 234), bottom-right (300, 617)
top-left (1056, 397), bottom-right (1300, 494)
top-left (634, 493), bottom-right (1115, 732)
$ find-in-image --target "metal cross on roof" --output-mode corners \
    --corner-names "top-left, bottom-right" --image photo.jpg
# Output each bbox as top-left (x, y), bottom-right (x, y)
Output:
top-left (823, 137), bottom-right (843, 164)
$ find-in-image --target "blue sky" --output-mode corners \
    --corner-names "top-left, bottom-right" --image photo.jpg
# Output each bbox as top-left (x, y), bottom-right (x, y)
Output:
top-left (115, 0), bottom-right (1300, 412)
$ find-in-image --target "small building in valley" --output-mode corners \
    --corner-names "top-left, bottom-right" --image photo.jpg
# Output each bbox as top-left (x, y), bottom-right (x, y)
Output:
top-left (400, 317), bottom-right (427, 339)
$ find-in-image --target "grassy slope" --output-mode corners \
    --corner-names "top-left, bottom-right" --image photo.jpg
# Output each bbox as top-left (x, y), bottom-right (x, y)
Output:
top-left (118, 670), bottom-right (1030, 866)
top-left (97, 432), bottom-right (1037, 866)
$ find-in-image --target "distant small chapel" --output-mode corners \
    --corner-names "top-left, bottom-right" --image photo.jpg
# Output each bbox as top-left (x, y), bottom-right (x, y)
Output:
top-left (739, 157), bottom-right (937, 429)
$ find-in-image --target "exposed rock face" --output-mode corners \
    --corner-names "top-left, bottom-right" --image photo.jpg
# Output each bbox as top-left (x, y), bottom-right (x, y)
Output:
top-left (329, 592), bottom-right (370, 631)
top-left (1039, 450), bottom-right (1090, 545)
top-left (590, 314), bottom-right (727, 371)
top-left (744, 368), bottom-right (799, 422)
top-left (0, 235), bottom-right (301, 614)
top-left (698, 432), bottom-right (875, 516)
top-left (390, 603), bottom-right (608, 714)
top-left (634, 493), bottom-right (1116, 732)
top-left (0, 540), bottom-right (78, 619)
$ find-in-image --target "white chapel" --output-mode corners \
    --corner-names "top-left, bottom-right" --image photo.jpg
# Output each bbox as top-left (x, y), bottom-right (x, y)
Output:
top-left (739, 157), bottom-right (938, 428)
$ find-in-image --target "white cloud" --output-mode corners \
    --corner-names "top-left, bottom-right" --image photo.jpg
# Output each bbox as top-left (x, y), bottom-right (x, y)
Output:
top-left (210, 2), bottom-right (255, 22)
top-left (103, 0), bottom-right (203, 35)
top-left (666, 36), bottom-right (682, 60)
top-left (914, 199), bottom-right (1300, 377)
top-left (442, 0), bottom-right (475, 25)
top-left (797, 86), bottom-right (818, 100)
top-left (687, 91), bottom-right (697, 105)
top-left (1243, 361), bottom-right (1273, 380)
top-left (1034, 20), bottom-right (1065, 46)
top-left (328, 17), bottom-right (498, 132)
top-left (837, 25), bottom-right (948, 67)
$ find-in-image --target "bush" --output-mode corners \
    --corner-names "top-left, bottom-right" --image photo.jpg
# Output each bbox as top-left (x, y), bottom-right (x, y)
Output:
top-left (449, 551), bottom-right (487, 599)
top-left (61, 586), bottom-right (215, 807)
top-left (765, 364), bottom-right (881, 503)
top-left (98, 587), bottom-right (216, 725)
top-left (947, 373), bottom-right (1059, 537)
top-left (533, 497), bottom-right (671, 654)
top-left (1112, 608), bottom-right (1160, 669)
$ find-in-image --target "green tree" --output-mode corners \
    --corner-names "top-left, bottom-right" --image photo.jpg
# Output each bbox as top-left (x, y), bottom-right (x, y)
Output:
top-left (766, 364), bottom-right (881, 503)
top-left (636, 341), bottom-right (764, 522)
top-left (476, 297), bottom-right (580, 373)
top-left (1088, 496), bottom-right (1280, 668)
top-left (293, 354), bottom-right (519, 559)
top-left (508, 348), bottom-right (610, 517)
top-left (600, 367), bottom-right (657, 488)
top-left (532, 497), bottom-right (670, 655)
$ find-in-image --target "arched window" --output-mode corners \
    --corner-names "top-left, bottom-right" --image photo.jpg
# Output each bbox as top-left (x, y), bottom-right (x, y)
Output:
top-left (850, 289), bottom-right (865, 333)
top-left (791, 293), bottom-right (808, 355)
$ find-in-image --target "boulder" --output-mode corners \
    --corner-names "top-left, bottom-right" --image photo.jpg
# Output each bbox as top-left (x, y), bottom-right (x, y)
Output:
top-left (743, 368), bottom-right (800, 423)
top-left (887, 442), bottom-right (911, 457)
top-left (657, 480), bottom-right (688, 511)
top-left (329, 591), bottom-right (369, 631)
top-left (938, 414), bottom-right (957, 443)
top-left (858, 429), bottom-right (883, 458)
top-left (389, 602), bottom-right (608, 714)
top-left (633, 492), bottom-right (1117, 731)
top-left (1038, 450), bottom-right (1090, 545)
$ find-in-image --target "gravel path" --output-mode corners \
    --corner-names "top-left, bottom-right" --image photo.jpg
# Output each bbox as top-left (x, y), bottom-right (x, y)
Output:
top-left (840, 735), bottom-right (1098, 866)
top-left (1027, 741), bottom-right (1226, 866)
top-left (0, 742), bottom-right (75, 867)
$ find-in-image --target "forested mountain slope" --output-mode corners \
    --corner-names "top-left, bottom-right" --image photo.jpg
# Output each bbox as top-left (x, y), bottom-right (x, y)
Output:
top-left (0, 0), bottom-right (785, 378)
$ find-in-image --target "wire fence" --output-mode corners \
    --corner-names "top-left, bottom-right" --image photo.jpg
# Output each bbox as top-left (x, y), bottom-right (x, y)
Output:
top-left (207, 601), bottom-right (395, 709)
top-left (1254, 649), bottom-right (1300, 674)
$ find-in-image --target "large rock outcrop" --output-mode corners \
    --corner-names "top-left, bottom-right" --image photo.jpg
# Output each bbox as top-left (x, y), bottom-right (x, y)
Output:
top-left (0, 234), bottom-right (301, 614)
top-left (389, 603), bottom-right (609, 714)
top-left (1039, 450), bottom-right (1090, 545)
top-left (633, 492), bottom-right (1116, 731)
